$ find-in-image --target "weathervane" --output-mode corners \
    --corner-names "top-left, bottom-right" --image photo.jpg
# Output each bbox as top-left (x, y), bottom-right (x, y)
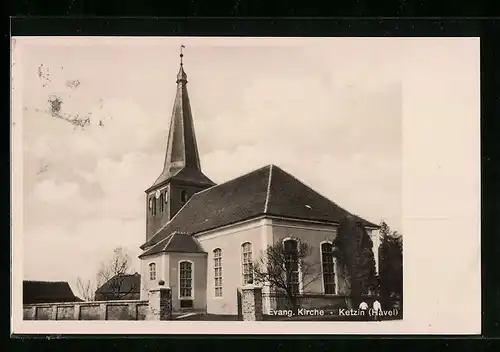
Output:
top-left (180, 45), bottom-right (186, 65)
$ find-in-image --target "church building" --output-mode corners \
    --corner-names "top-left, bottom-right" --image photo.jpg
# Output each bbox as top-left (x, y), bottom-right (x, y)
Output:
top-left (139, 52), bottom-right (380, 315)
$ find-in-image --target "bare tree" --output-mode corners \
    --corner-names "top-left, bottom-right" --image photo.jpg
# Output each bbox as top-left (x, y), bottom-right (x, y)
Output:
top-left (76, 247), bottom-right (138, 301)
top-left (76, 276), bottom-right (96, 301)
top-left (252, 240), bottom-right (322, 313)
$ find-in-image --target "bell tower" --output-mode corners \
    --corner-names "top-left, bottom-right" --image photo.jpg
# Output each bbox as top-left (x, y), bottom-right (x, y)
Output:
top-left (145, 47), bottom-right (215, 241)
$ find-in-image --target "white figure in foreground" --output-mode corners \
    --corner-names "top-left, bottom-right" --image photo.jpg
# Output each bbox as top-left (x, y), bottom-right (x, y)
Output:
top-left (359, 301), bottom-right (368, 310)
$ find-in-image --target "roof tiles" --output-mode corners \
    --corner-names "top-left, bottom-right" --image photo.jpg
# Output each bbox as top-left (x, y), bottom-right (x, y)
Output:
top-left (140, 164), bottom-right (379, 255)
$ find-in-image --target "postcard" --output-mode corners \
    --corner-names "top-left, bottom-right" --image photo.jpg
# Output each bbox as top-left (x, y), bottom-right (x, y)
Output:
top-left (11, 36), bottom-right (481, 335)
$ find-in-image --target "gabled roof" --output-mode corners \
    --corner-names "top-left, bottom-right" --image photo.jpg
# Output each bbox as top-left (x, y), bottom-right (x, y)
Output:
top-left (141, 164), bottom-right (379, 251)
top-left (139, 231), bottom-right (206, 258)
top-left (95, 273), bottom-right (141, 294)
top-left (23, 280), bottom-right (82, 304)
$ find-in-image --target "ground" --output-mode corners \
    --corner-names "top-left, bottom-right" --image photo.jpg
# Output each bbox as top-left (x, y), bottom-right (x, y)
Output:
top-left (174, 311), bottom-right (403, 322)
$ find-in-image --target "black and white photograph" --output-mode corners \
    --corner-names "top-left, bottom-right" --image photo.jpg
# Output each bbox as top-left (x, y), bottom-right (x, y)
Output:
top-left (11, 37), bottom-right (480, 334)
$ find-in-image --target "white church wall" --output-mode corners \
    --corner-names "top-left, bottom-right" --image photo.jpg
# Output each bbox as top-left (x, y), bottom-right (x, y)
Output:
top-left (196, 218), bottom-right (265, 315)
top-left (139, 252), bottom-right (165, 300)
top-left (270, 218), bottom-right (338, 295)
top-left (168, 252), bottom-right (207, 312)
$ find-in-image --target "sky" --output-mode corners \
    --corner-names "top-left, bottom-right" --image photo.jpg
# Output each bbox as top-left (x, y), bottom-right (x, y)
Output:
top-left (15, 37), bottom-right (477, 298)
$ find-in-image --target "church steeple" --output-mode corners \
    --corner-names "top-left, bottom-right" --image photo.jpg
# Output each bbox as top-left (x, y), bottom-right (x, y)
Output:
top-left (145, 47), bottom-right (215, 241)
top-left (148, 46), bottom-right (214, 190)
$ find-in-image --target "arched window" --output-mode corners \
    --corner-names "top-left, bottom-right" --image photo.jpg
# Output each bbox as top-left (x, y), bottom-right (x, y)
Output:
top-left (283, 239), bottom-right (300, 295)
top-left (159, 194), bottom-right (164, 213)
top-left (180, 190), bottom-right (188, 203)
top-left (213, 248), bottom-right (223, 297)
top-left (148, 198), bottom-right (153, 210)
top-left (152, 197), bottom-right (157, 216)
top-left (179, 261), bottom-right (193, 299)
top-left (148, 262), bottom-right (156, 281)
top-left (241, 242), bottom-right (253, 284)
top-left (321, 242), bottom-right (336, 294)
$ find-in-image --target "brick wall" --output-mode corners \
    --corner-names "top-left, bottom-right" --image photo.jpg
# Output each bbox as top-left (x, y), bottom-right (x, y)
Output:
top-left (23, 300), bottom-right (150, 320)
top-left (23, 287), bottom-right (173, 321)
top-left (265, 293), bottom-right (348, 312)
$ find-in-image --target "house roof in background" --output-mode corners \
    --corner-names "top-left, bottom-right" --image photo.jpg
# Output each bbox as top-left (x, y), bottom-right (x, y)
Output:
top-left (23, 280), bottom-right (82, 304)
top-left (95, 273), bottom-right (141, 294)
top-left (142, 164), bottom-right (379, 251)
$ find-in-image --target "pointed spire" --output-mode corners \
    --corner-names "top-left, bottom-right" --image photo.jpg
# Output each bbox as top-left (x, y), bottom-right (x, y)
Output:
top-left (147, 48), bottom-right (214, 191)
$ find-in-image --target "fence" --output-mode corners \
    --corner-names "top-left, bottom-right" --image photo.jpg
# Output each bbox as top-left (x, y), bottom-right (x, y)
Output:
top-left (23, 300), bottom-right (150, 320)
top-left (263, 292), bottom-right (349, 312)
top-left (23, 285), bottom-right (172, 321)
top-left (262, 292), bottom-right (402, 318)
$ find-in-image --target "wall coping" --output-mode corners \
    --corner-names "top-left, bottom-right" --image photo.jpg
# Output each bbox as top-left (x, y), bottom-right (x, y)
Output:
top-left (24, 299), bottom-right (149, 307)
top-left (149, 286), bottom-right (171, 292)
top-left (242, 284), bottom-right (262, 290)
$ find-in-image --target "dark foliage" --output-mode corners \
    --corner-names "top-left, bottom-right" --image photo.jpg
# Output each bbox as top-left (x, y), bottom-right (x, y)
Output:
top-left (334, 215), bottom-right (378, 301)
top-left (378, 221), bottom-right (403, 303)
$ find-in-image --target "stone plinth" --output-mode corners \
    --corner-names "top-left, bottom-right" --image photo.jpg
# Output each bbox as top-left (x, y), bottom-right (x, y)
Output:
top-left (148, 286), bottom-right (172, 320)
top-left (241, 284), bottom-right (263, 321)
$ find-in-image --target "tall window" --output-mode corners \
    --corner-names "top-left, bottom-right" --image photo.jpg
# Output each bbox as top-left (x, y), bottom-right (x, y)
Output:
top-left (179, 261), bottom-right (193, 298)
top-left (321, 242), bottom-right (336, 294)
top-left (213, 248), bottom-right (223, 297)
top-left (283, 239), bottom-right (300, 295)
top-left (241, 242), bottom-right (253, 284)
top-left (152, 197), bottom-right (157, 216)
top-left (149, 262), bottom-right (156, 281)
top-left (159, 194), bottom-right (164, 212)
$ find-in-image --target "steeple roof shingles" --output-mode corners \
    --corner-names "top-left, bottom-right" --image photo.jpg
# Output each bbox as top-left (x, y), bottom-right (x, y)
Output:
top-left (147, 62), bottom-right (214, 192)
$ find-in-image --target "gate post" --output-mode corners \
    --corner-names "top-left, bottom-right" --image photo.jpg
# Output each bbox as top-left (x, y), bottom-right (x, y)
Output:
top-left (241, 284), bottom-right (263, 321)
top-left (147, 282), bottom-right (172, 320)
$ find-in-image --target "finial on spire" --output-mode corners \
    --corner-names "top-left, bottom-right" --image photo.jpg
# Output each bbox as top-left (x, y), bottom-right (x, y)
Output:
top-left (180, 45), bottom-right (185, 65)
top-left (176, 45), bottom-right (188, 84)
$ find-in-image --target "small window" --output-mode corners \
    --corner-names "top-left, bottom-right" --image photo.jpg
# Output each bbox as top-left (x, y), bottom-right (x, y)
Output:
top-left (148, 198), bottom-right (153, 210)
top-left (152, 197), bottom-right (157, 216)
top-left (180, 190), bottom-right (188, 203)
top-left (149, 262), bottom-right (157, 281)
top-left (159, 194), bottom-right (164, 213)
top-left (214, 248), bottom-right (223, 297)
top-left (241, 242), bottom-right (253, 284)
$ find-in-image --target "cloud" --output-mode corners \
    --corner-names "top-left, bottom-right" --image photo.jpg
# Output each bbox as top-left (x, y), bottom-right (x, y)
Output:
top-left (32, 179), bottom-right (79, 203)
